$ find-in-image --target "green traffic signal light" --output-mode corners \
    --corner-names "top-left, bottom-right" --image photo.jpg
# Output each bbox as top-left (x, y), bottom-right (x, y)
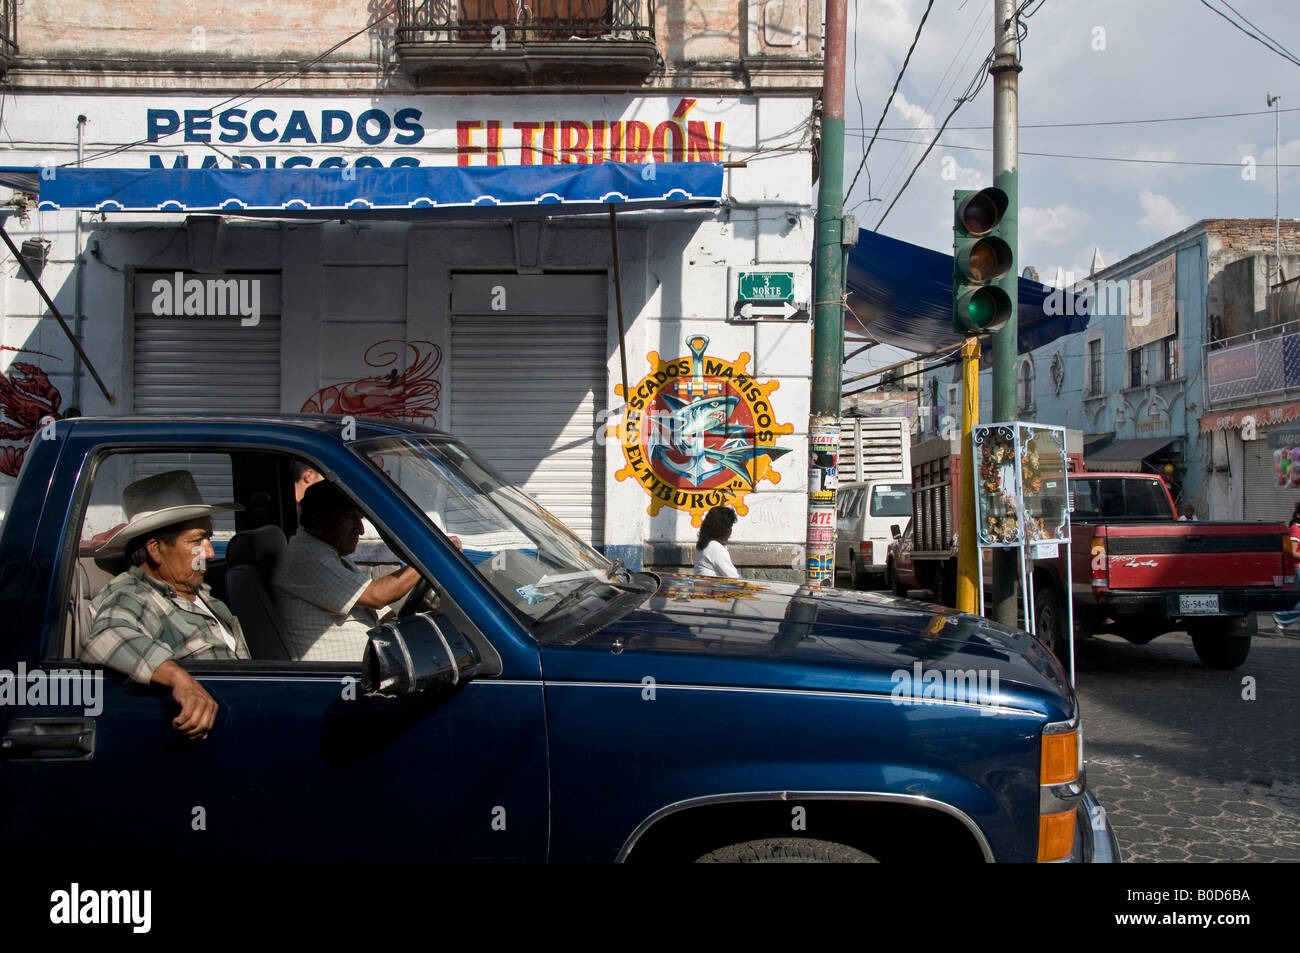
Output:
top-left (953, 187), bottom-right (1013, 335)
top-left (957, 286), bottom-right (1013, 331)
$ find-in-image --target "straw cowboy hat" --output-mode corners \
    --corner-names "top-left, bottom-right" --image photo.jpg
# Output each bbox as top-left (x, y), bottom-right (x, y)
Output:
top-left (95, 469), bottom-right (242, 555)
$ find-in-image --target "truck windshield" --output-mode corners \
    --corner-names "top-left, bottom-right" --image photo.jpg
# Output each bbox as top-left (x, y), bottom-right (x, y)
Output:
top-left (870, 484), bottom-right (913, 517)
top-left (355, 436), bottom-right (623, 624)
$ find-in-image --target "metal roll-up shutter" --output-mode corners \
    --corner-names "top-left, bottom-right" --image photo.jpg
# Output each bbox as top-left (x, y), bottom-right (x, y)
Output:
top-left (1243, 435), bottom-right (1299, 522)
top-left (450, 304), bottom-right (606, 547)
top-left (132, 272), bottom-right (282, 415)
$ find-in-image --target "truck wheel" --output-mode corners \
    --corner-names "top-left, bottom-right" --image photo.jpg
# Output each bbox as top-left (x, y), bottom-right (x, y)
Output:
top-left (849, 554), bottom-right (865, 591)
top-left (1033, 582), bottom-right (1068, 660)
top-left (695, 837), bottom-right (879, 863)
top-left (888, 561), bottom-right (906, 597)
top-left (931, 566), bottom-right (951, 607)
top-left (1189, 616), bottom-right (1254, 669)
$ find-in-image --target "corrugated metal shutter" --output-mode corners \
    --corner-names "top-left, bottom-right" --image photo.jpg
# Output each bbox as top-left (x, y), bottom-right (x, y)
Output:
top-left (132, 272), bottom-right (281, 414)
top-left (450, 308), bottom-right (606, 546)
top-left (1243, 436), bottom-right (1298, 522)
top-left (131, 272), bottom-right (281, 530)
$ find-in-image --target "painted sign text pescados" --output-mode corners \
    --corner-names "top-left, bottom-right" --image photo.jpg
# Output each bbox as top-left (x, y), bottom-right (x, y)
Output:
top-left (146, 98), bottom-right (722, 170)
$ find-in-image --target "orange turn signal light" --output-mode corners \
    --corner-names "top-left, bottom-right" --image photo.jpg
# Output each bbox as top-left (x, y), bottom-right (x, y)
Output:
top-left (1041, 729), bottom-right (1079, 786)
top-left (1037, 810), bottom-right (1076, 862)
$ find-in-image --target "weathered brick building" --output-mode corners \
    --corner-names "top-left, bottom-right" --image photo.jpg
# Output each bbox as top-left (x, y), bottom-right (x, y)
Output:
top-left (0, 1), bottom-right (826, 575)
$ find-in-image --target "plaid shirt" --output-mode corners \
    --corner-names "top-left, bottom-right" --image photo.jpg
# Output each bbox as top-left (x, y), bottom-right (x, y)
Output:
top-left (271, 530), bottom-right (381, 662)
top-left (82, 565), bottom-right (250, 683)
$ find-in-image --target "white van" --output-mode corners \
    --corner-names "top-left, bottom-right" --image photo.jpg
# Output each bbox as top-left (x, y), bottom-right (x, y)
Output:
top-left (835, 479), bottom-right (913, 589)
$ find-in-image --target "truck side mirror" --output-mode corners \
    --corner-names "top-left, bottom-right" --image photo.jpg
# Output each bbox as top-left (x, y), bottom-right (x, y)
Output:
top-left (891, 524), bottom-right (902, 539)
top-left (362, 613), bottom-right (485, 697)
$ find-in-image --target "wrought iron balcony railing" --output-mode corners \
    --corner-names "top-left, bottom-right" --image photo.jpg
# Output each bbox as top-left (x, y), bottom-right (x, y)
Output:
top-left (396, 1), bottom-right (654, 45)
top-left (0, 0), bottom-right (18, 63)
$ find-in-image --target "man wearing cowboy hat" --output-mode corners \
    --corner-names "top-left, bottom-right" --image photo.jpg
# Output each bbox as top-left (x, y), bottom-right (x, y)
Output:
top-left (81, 469), bottom-right (251, 740)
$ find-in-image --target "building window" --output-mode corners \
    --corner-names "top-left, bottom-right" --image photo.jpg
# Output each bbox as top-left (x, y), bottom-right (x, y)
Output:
top-left (1161, 335), bottom-right (1178, 381)
top-left (1129, 348), bottom-right (1144, 388)
top-left (1087, 338), bottom-right (1103, 396)
top-left (1017, 357), bottom-right (1035, 414)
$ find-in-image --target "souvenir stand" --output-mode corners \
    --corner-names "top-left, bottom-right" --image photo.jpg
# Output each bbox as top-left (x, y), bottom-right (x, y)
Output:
top-left (971, 421), bottom-right (1076, 684)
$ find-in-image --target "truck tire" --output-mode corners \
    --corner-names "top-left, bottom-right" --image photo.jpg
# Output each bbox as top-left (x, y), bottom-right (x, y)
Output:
top-left (695, 837), bottom-right (879, 863)
top-left (1188, 616), bottom-right (1254, 669)
top-left (931, 565), bottom-right (952, 608)
top-left (888, 560), bottom-right (907, 597)
top-left (1033, 582), bottom-right (1068, 660)
top-left (849, 553), bottom-right (865, 591)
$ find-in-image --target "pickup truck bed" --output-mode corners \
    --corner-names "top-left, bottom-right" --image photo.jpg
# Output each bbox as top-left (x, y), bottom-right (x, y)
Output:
top-left (1031, 473), bottom-right (1295, 669)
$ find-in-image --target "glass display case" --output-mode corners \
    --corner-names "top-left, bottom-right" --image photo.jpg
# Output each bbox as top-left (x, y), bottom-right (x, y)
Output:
top-left (972, 422), bottom-right (1070, 548)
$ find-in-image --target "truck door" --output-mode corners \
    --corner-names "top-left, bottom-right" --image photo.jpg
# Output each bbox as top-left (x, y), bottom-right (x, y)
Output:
top-left (0, 440), bottom-right (549, 861)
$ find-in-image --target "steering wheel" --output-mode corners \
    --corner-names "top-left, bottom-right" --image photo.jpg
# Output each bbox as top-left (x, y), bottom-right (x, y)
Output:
top-left (397, 576), bottom-right (436, 617)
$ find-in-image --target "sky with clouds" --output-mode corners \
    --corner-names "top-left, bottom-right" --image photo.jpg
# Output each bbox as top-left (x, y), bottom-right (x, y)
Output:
top-left (842, 0), bottom-right (1299, 374)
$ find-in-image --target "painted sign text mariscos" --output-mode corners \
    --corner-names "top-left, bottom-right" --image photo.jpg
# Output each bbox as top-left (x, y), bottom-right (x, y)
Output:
top-left (145, 99), bottom-right (723, 169)
top-left (613, 335), bottom-right (793, 523)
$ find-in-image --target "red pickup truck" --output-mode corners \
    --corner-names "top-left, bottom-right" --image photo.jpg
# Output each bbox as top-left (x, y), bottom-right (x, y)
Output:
top-left (1028, 472), bottom-right (1295, 669)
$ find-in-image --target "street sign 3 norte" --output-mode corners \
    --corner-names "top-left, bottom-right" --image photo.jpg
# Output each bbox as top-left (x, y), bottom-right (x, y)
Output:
top-left (612, 334), bottom-right (794, 522)
top-left (733, 270), bottom-right (809, 322)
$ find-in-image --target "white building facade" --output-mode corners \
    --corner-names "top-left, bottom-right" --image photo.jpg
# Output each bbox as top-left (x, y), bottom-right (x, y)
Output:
top-left (0, 2), bottom-right (826, 577)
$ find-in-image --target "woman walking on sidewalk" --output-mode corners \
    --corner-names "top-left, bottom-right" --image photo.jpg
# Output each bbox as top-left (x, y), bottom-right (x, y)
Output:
top-left (693, 505), bottom-right (740, 579)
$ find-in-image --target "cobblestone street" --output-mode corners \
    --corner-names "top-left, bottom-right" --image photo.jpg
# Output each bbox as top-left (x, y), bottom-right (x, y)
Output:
top-left (1073, 619), bottom-right (1300, 862)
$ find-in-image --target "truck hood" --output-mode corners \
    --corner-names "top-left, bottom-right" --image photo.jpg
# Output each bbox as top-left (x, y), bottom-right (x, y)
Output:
top-left (538, 573), bottom-right (1073, 720)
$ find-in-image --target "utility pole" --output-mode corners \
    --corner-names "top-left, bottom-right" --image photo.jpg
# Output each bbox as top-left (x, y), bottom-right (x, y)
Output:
top-left (806, 0), bottom-right (848, 587)
top-left (1268, 93), bottom-right (1281, 295)
top-left (989, 0), bottom-right (1021, 626)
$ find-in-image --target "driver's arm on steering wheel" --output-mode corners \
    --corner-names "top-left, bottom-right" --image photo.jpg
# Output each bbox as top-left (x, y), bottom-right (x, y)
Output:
top-left (355, 565), bottom-right (421, 610)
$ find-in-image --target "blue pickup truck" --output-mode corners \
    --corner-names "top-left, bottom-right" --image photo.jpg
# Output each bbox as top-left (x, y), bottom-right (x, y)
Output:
top-left (0, 415), bottom-right (1118, 862)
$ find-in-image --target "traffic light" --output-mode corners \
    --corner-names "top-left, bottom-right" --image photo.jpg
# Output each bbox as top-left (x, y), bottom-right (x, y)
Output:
top-left (953, 188), bottom-right (1013, 335)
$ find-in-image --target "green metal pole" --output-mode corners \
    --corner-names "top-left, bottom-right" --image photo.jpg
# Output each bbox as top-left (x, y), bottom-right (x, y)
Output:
top-left (806, 0), bottom-right (847, 587)
top-left (989, 0), bottom-right (1021, 625)
top-left (811, 132), bottom-right (845, 417)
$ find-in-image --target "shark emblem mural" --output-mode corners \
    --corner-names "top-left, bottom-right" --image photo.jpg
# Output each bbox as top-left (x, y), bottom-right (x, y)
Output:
top-left (612, 334), bottom-right (793, 522)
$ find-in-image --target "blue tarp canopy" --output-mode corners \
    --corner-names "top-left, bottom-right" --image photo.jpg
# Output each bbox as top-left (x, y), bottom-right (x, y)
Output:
top-left (845, 228), bottom-right (1090, 355)
top-left (0, 162), bottom-right (723, 219)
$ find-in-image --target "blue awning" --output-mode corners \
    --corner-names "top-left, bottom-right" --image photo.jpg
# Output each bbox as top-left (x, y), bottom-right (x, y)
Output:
top-left (0, 162), bottom-right (723, 219)
top-left (846, 228), bottom-right (1090, 355)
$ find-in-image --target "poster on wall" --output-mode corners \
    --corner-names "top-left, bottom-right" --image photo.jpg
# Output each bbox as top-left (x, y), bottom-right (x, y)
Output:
top-left (1125, 253), bottom-right (1177, 349)
top-left (612, 334), bottom-right (794, 523)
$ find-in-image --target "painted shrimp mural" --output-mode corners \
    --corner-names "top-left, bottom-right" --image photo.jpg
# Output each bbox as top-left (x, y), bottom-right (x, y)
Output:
top-left (0, 348), bottom-right (63, 477)
top-left (301, 340), bottom-right (443, 424)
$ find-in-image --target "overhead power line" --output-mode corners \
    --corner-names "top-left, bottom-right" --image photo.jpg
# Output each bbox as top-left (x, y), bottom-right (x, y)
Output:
top-left (1198, 0), bottom-right (1300, 69)
top-left (870, 134), bottom-right (1300, 169)
top-left (873, 0), bottom-right (988, 214)
top-left (844, 0), bottom-right (936, 205)
top-left (874, 0), bottom-right (1047, 230)
top-left (74, 3), bottom-right (400, 166)
top-left (848, 104), bottom-right (1300, 133)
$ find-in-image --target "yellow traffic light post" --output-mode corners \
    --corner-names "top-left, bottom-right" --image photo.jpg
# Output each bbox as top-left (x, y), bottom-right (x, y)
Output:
top-left (952, 187), bottom-right (1014, 614)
